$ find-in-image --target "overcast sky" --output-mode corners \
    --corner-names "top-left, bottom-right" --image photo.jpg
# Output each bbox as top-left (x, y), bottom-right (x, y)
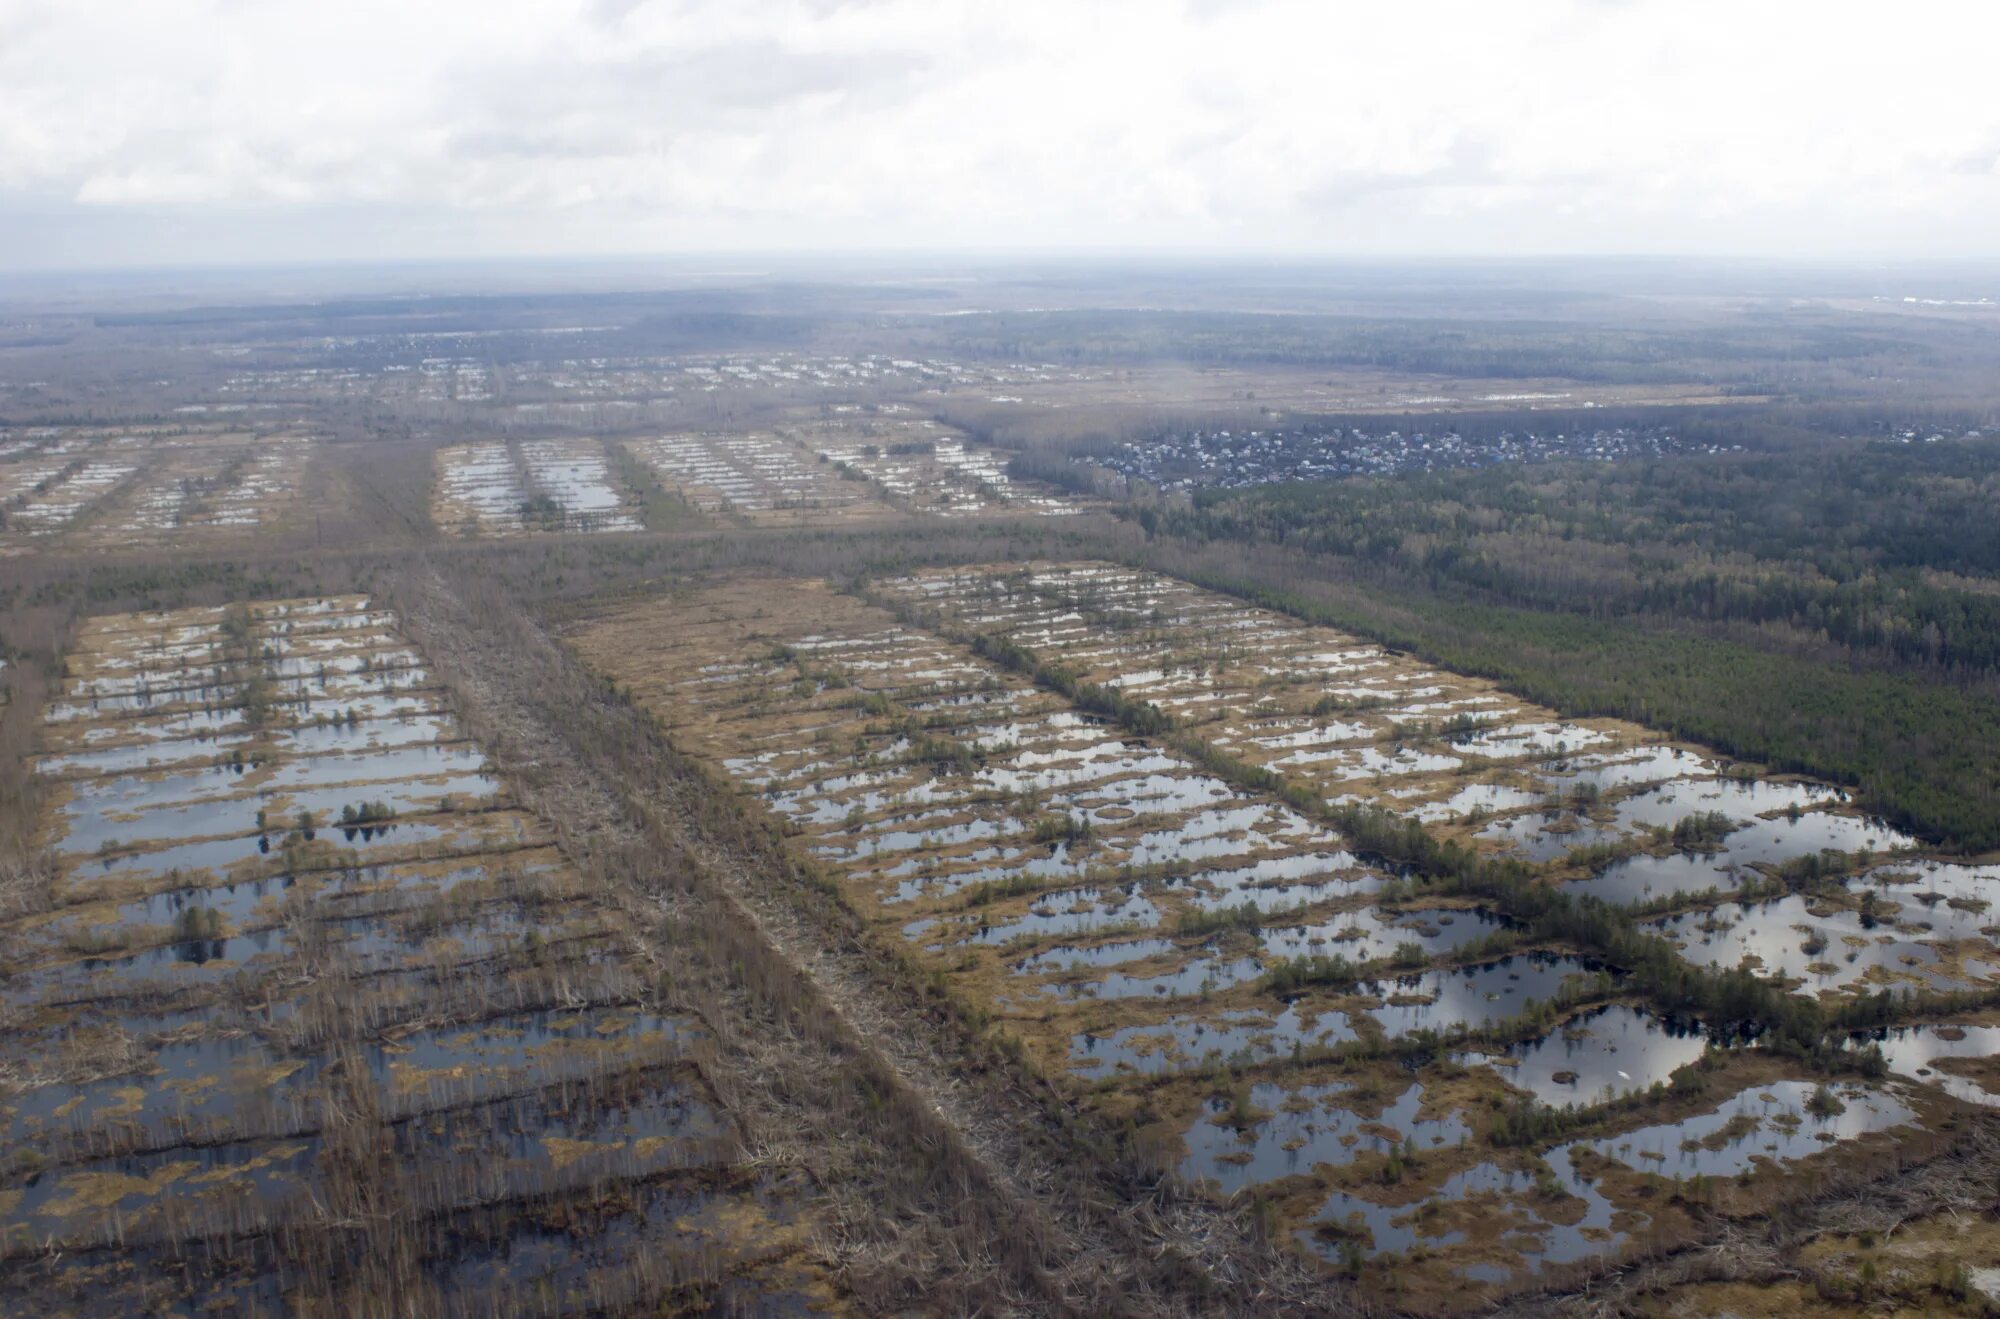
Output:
top-left (3, 0), bottom-right (1997, 271)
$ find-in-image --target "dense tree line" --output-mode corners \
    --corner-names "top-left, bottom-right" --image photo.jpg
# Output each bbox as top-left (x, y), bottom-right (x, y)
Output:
top-left (929, 309), bottom-right (1988, 389)
top-left (1166, 438), bottom-right (2000, 673)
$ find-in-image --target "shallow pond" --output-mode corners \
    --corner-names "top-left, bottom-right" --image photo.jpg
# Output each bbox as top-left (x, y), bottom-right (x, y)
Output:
top-left (1361, 954), bottom-right (1602, 1039)
top-left (1652, 893), bottom-right (2000, 994)
top-left (1301, 1079), bottom-right (1912, 1269)
top-left (1180, 1079), bottom-right (1473, 1195)
top-left (1864, 1022), bottom-right (2000, 1108)
top-left (1070, 1004), bottom-right (1360, 1074)
top-left (1256, 906), bottom-right (1510, 967)
top-left (1468, 1004), bottom-right (1710, 1102)
top-left (1039, 954), bottom-right (1264, 1000)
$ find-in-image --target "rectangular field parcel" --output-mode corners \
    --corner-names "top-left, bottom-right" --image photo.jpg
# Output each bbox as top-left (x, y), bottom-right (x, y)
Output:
top-left (567, 563), bottom-right (1995, 1301)
top-left (0, 596), bottom-right (835, 1314)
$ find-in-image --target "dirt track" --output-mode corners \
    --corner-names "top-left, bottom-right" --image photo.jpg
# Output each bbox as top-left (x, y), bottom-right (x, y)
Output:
top-left (391, 559), bottom-right (1348, 1317)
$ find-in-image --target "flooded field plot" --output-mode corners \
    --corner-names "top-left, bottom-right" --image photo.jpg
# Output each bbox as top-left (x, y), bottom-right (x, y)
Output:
top-left (629, 419), bottom-right (1089, 523)
top-left (0, 428), bottom-right (313, 553)
top-left (0, 427), bottom-right (316, 551)
top-left (625, 431), bottom-right (895, 525)
top-left (575, 581), bottom-right (1552, 1064)
top-left (486, 356), bottom-right (1718, 417)
top-left (1650, 862), bottom-right (2000, 998)
top-left (432, 437), bottom-right (640, 536)
top-left (875, 564), bottom-right (1929, 909)
top-left (213, 352), bottom-right (1125, 418)
top-left (874, 566), bottom-right (2000, 1014)
top-left (904, 363), bottom-right (1747, 416)
top-left (532, 352), bottom-right (1114, 400)
top-left (790, 417), bottom-right (1086, 517)
top-left (567, 568), bottom-right (1983, 1301)
top-left (0, 597), bottom-right (835, 1312)
top-left (1292, 1075), bottom-right (1919, 1283)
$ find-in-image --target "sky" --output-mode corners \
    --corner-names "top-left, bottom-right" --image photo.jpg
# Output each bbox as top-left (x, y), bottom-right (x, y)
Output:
top-left (2, 0), bottom-right (1998, 271)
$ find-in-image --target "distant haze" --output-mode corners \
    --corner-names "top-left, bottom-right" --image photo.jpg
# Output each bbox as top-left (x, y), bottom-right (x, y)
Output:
top-left (3, 0), bottom-right (1997, 270)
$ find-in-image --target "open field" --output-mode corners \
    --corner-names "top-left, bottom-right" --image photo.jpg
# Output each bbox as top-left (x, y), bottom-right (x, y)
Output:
top-left (429, 426), bottom-right (1087, 540)
top-left (623, 419), bottom-right (1089, 529)
top-left (565, 562), bottom-right (2000, 1307)
top-left (624, 432), bottom-right (895, 527)
top-left (0, 596), bottom-right (836, 1313)
top-left (433, 438), bottom-right (643, 537)
top-left (189, 351), bottom-right (1768, 421)
top-left (787, 415), bottom-right (1087, 518)
top-left (863, 565), bottom-right (1966, 976)
top-left (919, 363), bottom-right (1752, 417)
top-left (4, 260), bottom-right (2000, 1315)
top-left (0, 427), bottom-right (315, 554)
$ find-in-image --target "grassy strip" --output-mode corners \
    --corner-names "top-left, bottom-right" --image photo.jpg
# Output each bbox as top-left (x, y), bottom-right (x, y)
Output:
top-left (608, 440), bottom-right (710, 533)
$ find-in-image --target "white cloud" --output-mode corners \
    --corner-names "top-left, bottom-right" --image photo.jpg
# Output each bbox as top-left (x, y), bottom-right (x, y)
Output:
top-left (1, 0), bottom-right (1997, 266)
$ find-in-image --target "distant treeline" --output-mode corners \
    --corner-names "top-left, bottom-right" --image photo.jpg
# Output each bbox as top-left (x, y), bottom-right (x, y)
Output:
top-left (929, 308), bottom-right (1992, 387)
